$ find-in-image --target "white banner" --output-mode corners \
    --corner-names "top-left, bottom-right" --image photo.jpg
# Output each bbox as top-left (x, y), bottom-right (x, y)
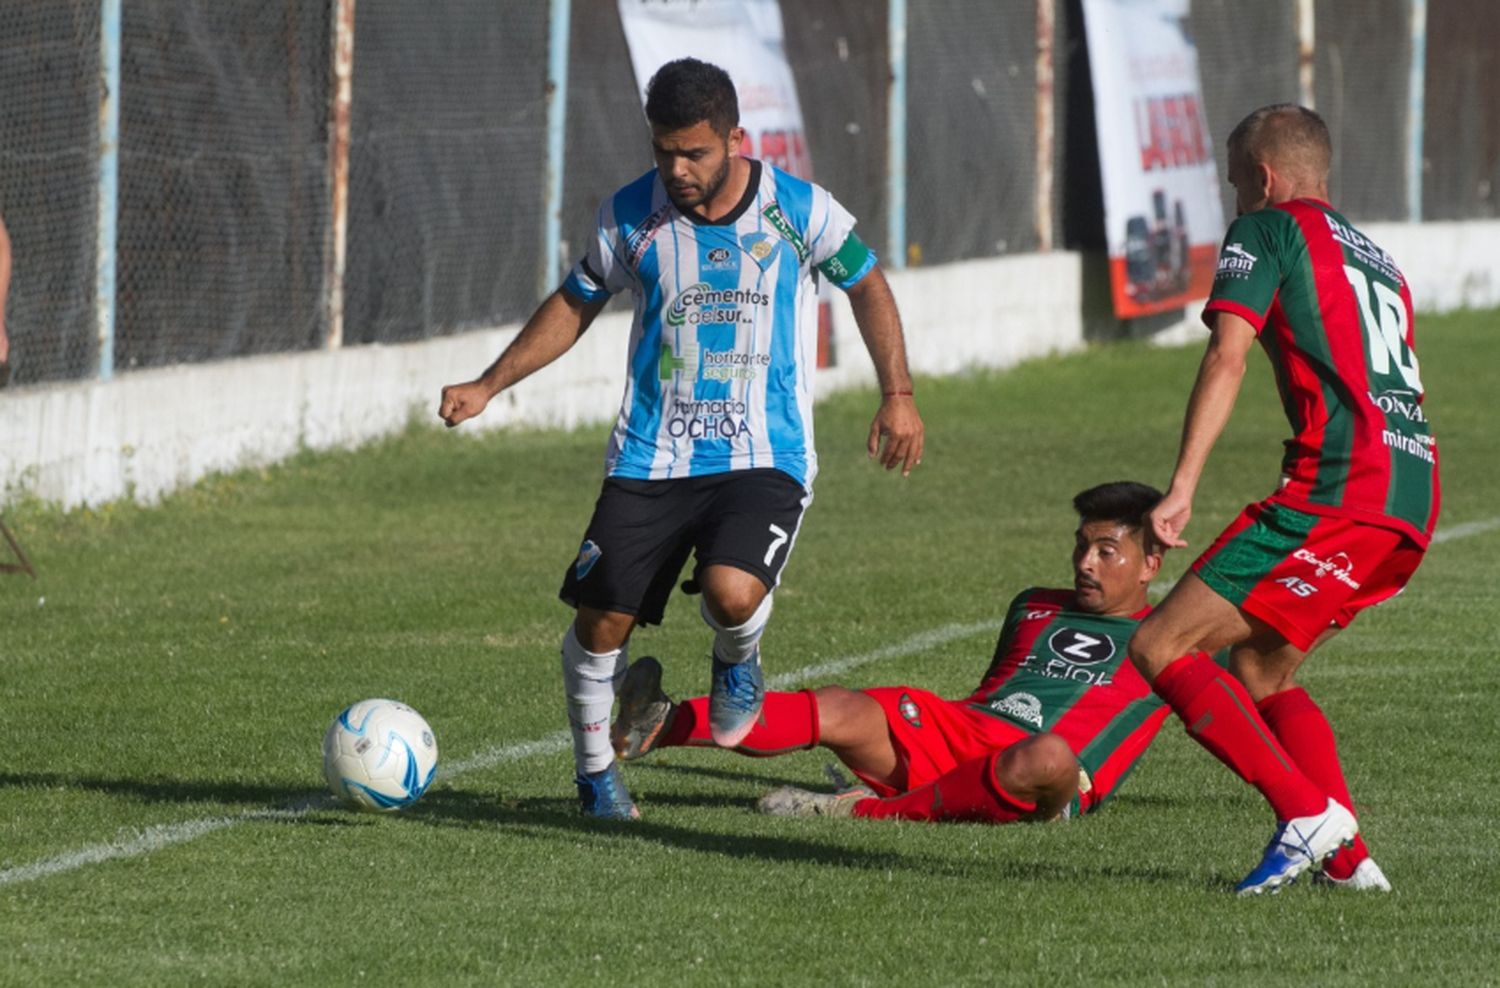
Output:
top-left (1083, 0), bottom-right (1224, 318)
top-left (616, 0), bottom-right (812, 179)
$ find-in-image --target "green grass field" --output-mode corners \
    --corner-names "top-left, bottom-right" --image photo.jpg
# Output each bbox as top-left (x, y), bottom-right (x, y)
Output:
top-left (3, 310), bottom-right (1498, 985)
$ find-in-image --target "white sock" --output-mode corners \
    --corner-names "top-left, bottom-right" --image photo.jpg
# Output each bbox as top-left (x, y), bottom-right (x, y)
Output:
top-left (701, 592), bottom-right (772, 666)
top-left (560, 624), bottom-right (627, 775)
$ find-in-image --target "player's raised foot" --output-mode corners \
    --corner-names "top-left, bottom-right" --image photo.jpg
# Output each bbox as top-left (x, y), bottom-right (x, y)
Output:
top-left (758, 783), bottom-right (876, 819)
top-left (708, 650), bottom-right (764, 748)
top-left (1234, 798), bottom-right (1358, 896)
top-left (611, 656), bottom-right (677, 761)
top-left (1314, 857), bottom-right (1392, 892)
top-left (575, 762), bottom-right (640, 820)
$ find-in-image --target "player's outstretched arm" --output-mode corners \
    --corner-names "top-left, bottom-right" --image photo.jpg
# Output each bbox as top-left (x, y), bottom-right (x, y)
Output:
top-left (846, 267), bottom-right (924, 475)
top-left (1153, 312), bottom-right (1258, 547)
top-left (438, 289), bottom-right (606, 428)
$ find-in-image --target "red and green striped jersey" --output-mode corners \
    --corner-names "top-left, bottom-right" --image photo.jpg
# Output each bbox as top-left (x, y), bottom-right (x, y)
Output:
top-left (1202, 199), bottom-right (1440, 546)
top-left (962, 588), bottom-right (1168, 804)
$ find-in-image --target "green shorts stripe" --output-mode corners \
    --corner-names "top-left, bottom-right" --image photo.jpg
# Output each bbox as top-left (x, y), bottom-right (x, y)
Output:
top-left (1194, 503), bottom-right (1320, 606)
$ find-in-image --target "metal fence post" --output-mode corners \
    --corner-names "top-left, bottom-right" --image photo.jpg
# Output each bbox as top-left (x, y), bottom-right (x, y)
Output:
top-left (324, 0), bottom-right (356, 350)
top-left (96, 0), bottom-right (121, 381)
top-left (887, 0), bottom-right (907, 269)
top-left (1407, 0), bottom-right (1426, 223)
top-left (1035, 0), bottom-right (1055, 252)
top-left (542, 0), bottom-right (572, 298)
top-left (1296, 0), bottom-right (1315, 108)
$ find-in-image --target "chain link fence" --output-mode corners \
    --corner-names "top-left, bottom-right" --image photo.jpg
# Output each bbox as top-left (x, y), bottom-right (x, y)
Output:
top-left (345, 2), bottom-right (549, 345)
top-left (0, 2), bottom-right (100, 386)
top-left (118, 2), bottom-right (330, 371)
top-left (1, 1), bottom-right (1495, 389)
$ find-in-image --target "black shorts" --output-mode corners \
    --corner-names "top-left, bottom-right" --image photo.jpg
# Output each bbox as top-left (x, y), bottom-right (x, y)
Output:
top-left (559, 469), bottom-right (812, 626)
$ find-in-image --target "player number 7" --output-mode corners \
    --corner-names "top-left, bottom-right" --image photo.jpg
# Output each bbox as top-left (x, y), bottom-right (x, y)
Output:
top-left (764, 524), bottom-right (789, 566)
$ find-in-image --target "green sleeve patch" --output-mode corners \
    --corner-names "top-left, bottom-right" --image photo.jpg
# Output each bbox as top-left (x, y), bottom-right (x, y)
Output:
top-left (1208, 212), bottom-right (1285, 318)
top-left (817, 232), bottom-right (873, 287)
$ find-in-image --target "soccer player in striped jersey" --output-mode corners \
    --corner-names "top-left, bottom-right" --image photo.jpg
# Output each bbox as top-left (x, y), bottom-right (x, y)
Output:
top-left (438, 59), bottom-right (923, 819)
top-left (611, 482), bottom-right (1173, 825)
top-left (1127, 105), bottom-right (1440, 894)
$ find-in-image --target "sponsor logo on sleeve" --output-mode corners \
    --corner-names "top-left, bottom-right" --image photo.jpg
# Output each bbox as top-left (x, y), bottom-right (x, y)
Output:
top-left (624, 204), bottom-right (675, 268)
top-left (1215, 242), bottom-right (1257, 279)
top-left (898, 693), bottom-right (923, 728)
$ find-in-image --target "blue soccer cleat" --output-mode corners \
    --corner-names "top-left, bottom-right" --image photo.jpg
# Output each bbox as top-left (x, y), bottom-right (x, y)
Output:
top-left (1235, 798), bottom-right (1358, 896)
top-left (708, 650), bottom-right (764, 748)
top-left (575, 762), bottom-right (640, 820)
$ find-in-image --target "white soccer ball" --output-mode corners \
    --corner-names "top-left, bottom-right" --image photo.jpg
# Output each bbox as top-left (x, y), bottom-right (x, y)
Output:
top-left (322, 699), bottom-right (439, 812)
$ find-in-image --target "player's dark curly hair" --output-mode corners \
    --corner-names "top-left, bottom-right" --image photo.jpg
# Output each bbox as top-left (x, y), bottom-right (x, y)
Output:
top-left (644, 58), bottom-right (739, 135)
top-left (1072, 481), bottom-right (1163, 541)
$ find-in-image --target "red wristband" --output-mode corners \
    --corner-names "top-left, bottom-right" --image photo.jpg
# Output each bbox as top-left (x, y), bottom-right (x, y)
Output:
top-left (883, 390), bottom-right (914, 398)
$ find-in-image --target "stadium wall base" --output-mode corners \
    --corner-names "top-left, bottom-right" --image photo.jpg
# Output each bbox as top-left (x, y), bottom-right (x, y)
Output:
top-left (3, 220), bottom-right (1497, 509)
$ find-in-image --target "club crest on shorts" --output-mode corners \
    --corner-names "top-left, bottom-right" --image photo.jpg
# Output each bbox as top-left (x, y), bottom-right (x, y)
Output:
top-left (898, 692), bottom-right (922, 729)
top-left (574, 540), bottom-right (602, 580)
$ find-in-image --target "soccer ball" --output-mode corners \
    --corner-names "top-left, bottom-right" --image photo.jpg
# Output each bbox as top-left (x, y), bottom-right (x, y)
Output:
top-left (322, 699), bottom-right (439, 812)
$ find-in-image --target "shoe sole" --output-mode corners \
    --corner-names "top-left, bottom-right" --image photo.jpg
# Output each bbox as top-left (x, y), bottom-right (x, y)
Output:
top-left (611, 657), bottom-right (668, 759)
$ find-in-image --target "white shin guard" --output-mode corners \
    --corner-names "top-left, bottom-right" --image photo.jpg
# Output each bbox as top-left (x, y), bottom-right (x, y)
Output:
top-left (560, 625), bottom-right (627, 775)
top-left (701, 592), bottom-right (773, 666)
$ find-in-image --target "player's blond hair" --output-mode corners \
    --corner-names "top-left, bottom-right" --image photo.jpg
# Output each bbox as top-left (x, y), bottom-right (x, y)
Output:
top-left (1227, 104), bottom-right (1332, 185)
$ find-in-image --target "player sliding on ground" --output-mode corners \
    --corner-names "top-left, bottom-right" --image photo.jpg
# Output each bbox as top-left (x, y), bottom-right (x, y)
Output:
top-left (438, 58), bottom-right (922, 820)
top-left (612, 483), bottom-right (1175, 824)
top-left (1126, 105), bottom-right (1440, 895)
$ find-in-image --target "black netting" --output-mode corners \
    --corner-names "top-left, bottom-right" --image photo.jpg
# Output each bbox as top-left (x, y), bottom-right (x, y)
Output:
top-left (562, 0), bottom-right (648, 294)
top-left (1316, 0), bottom-right (1411, 222)
top-left (1423, 0), bottom-right (1500, 220)
top-left (906, 0), bottom-right (1039, 265)
top-left (2, 5), bottom-right (1496, 389)
top-left (344, 3), bottom-right (549, 344)
top-left (117, 2), bottom-right (329, 370)
top-left (781, 0), bottom-right (890, 259)
top-left (1187, 0), bottom-right (1300, 225)
top-left (0, 2), bottom-right (100, 385)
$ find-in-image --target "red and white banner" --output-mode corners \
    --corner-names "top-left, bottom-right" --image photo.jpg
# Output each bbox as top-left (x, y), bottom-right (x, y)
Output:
top-left (1083, 0), bottom-right (1224, 318)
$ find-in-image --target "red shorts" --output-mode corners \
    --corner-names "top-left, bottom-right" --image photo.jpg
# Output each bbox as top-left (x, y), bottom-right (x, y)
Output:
top-left (1192, 501), bottom-right (1426, 651)
top-left (857, 686), bottom-right (1029, 796)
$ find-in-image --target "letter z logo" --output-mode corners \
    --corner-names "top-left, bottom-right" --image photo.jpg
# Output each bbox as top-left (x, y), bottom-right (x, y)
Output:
top-left (1046, 628), bottom-right (1116, 665)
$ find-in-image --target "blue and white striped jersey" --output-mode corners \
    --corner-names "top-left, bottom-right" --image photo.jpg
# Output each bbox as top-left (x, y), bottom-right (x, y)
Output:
top-left (561, 160), bottom-right (875, 489)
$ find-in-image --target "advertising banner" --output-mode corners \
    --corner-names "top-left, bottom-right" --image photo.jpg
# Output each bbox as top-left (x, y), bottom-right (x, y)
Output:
top-left (1082, 0), bottom-right (1224, 318)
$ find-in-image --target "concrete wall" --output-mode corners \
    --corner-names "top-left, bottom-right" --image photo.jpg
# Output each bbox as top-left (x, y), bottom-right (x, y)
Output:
top-left (2, 220), bottom-right (1495, 509)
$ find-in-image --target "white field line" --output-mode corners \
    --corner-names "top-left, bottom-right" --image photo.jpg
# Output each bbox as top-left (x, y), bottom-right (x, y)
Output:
top-left (1148, 514), bottom-right (1500, 597)
top-left (0, 621), bottom-right (999, 889)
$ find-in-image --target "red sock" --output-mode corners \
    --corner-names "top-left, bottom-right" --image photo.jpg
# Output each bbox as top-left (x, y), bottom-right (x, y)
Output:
top-left (660, 689), bottom-right (820, 755)
top-left (1258, 687), bottom-right (1370, 878)
top-left (852, 751), bottom-right (1037, 823)
top-left (1153, 655), bottom-right (1327, 820)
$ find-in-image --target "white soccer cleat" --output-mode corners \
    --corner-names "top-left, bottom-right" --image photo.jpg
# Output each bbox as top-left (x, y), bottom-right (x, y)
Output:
top-left (1235, 798), bottom-right (1359, 896)
top-left (1315, 857), bottom-right (1392, 892)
